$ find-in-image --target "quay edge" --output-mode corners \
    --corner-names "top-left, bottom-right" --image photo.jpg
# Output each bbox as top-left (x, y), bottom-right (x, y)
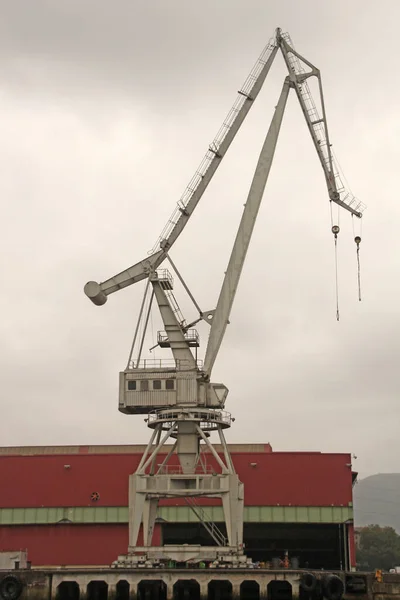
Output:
top-left (1, 568), bottom-right (400, 600)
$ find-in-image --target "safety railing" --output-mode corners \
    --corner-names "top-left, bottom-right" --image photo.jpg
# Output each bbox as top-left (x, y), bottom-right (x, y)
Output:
top-left (126, 358), bottom-right (203, 370)
top-left (157, 329), bottom-right (199, 346)
top-left (148, 409), bottom-right (232, 427)
top-left (156, 464), bottom-right (215, 475)
top-left (185, 497), bottom-right (227, 546)
top-left (152, 269), bottom-right (174, 287)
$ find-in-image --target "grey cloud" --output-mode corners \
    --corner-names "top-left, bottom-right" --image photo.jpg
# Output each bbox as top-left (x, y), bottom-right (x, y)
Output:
top-left (0, 0), bottom-right (399, 479)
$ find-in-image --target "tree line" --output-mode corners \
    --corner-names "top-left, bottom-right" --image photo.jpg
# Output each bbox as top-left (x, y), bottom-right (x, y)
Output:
top-left (357, 525), bottom-right (400, 571)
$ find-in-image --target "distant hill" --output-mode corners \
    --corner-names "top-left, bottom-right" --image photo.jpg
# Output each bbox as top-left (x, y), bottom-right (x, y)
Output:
top-left (354, 474), bottom-right (400, 533)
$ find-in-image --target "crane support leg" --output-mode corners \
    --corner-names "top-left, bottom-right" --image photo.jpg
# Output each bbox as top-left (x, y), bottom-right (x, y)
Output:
top-left (143, 497), bottom-right (159, 546)
top-left (204, 78), bottom-right (291, 377)
top-left (221, 473), bottom-right (244, 547)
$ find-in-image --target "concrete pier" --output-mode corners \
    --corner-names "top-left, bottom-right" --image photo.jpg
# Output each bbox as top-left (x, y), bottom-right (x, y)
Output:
top-left (2, 568), bottom-right (400, 600)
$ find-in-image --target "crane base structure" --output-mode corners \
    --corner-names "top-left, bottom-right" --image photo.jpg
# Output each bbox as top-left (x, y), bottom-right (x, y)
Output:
top-left (124, 407), bottom-right (245, 565)
top-left (84, 28), bottom-right (365, 566)
top-left (114, 546), bottom-right (251, 568)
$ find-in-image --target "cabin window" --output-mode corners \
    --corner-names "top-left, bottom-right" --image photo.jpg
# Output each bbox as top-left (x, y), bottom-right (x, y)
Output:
top-left (166, 379), bottom-right (175, 390)
top-left (153, 380), bottom-right (162, 390)
top-left (127, 380), bottom-right (137, 391)
top-left (140, 380), bottom-right (149, 391)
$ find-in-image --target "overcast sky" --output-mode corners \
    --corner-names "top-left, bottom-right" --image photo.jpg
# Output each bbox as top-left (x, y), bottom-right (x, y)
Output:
top-left (0, 0), bottom-right (398, 480)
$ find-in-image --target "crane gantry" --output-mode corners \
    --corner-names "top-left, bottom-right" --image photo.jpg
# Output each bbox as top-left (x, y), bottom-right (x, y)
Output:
top-left (84, 28), bottom-right (365, 567)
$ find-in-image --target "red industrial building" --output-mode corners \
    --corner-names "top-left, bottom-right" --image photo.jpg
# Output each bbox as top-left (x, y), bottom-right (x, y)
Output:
top-left (0, 444), bottom-right (356, 569)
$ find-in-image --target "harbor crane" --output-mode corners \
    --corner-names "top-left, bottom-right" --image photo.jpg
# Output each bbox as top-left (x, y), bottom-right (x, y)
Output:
top-left (84, 28), bottom-right (365, 566)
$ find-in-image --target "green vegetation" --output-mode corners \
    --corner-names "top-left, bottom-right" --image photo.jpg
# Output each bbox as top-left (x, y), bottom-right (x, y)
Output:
top-left (357, 525), bottom-right (400, 571)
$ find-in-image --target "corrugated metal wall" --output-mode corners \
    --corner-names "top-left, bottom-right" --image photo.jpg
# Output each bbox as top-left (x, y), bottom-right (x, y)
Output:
top-left (0, 451), bottom-right (353, 508)
top-left (0, 447), bottom-right (355, 567)
top-left (0, 524), bottom-right (160, 566)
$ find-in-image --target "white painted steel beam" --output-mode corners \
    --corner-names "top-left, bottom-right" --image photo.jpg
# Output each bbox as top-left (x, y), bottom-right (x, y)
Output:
top-left (203, 78), bottom-right (291, 377)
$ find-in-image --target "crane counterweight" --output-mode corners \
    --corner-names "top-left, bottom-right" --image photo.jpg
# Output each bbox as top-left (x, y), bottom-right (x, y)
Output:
top-left (84, 281), bottom-right (107, 306)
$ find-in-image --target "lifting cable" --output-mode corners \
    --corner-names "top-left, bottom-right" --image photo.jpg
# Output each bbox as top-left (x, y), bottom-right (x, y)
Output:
top-left (352, 214), bottom-right (362, 302)
top-left (330, 202), bottom-right (340, 322)
top-left (136, 288), bottom-right (155, 365)
top-left (126, 278), bottom-right (151, 369)
top-left (333, 148), bottom-right (363, 303)
top-left (150, 305), bottom-right (156, 358)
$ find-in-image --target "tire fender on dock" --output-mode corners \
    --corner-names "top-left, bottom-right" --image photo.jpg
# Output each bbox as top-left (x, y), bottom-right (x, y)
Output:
top-left (0, 576), bottom-right (23, 600)
top-left (321, 574), bottom-right (344, 600)
top-left (300, 572), bottom-right (318, 594)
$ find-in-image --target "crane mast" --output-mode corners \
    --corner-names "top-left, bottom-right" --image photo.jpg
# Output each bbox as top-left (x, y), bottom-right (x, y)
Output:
top-left (84, 28), bottom-right (365, 567)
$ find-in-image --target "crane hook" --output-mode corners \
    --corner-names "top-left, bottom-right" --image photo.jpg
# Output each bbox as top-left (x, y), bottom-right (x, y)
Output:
top-left (331, 225), bottom-right (340, 321)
